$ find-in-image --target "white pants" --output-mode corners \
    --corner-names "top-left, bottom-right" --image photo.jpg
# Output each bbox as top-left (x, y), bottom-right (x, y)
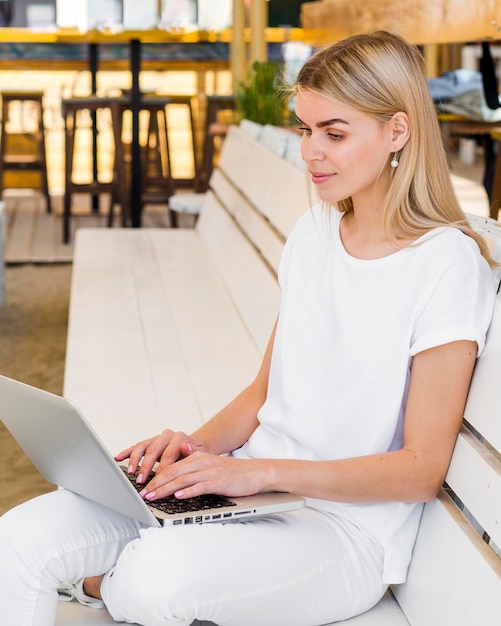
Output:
top-left (0, 489), bottom-right (387, 626)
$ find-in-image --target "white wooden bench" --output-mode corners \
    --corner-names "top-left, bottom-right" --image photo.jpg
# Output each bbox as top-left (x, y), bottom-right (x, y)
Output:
top-left (58, 124), bottom-right (501, 625)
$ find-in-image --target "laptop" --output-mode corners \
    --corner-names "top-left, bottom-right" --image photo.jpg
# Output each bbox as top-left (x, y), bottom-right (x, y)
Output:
top-left (0, 374), bottom-right (305, 527)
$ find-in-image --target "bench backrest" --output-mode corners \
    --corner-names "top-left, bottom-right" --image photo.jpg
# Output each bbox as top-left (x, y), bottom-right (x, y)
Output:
top-left (197, 122), bottom-right (501, 625)
top-left (395, 220), bottom-right (501, 624)
top-left (196, 124), bottom-right (308, 354)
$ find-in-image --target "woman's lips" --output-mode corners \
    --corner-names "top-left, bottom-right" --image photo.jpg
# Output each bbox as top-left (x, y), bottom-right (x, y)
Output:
top-left (309, 171), bottom-right (334, 184)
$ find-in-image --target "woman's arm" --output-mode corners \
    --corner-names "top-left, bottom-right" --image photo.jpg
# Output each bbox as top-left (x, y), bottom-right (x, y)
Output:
top-left (266, 340), bottom-right (477, 503)
top-left (140, 339), bottom-right (477, 504)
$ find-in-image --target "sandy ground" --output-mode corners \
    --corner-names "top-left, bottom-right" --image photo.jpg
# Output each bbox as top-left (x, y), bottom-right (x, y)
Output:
top-left (0, 263), bottom-right (72, 514)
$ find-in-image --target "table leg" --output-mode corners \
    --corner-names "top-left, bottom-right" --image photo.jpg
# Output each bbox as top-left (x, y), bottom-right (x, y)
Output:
top-left (89, 43), bottom-right (99, 214)
top-left (130, 38), bottom-right (142, 228)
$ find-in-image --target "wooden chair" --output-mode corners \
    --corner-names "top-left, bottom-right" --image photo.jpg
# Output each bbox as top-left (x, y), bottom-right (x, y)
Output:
top-left (117, 94), bottom-right (198, 219)
top-left (61, 97), bottom-right (128, 244)
top-left (0, 90), bottom-right (51, 213)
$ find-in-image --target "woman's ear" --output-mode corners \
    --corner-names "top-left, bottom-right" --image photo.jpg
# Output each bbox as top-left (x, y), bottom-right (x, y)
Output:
top-left (390, 112), bottom-right (410, 151)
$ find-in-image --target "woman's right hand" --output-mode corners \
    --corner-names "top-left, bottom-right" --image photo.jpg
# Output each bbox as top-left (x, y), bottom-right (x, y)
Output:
top-left (114, 429), bottom-right (206, 484)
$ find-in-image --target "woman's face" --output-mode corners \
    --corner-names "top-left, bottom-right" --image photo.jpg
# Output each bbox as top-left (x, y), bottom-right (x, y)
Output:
top-left (295, 89), bottom-right (394, 209)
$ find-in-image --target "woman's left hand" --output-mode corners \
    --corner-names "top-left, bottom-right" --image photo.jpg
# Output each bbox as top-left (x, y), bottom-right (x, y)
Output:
top-left (138, 451), bottom-right (271, 501)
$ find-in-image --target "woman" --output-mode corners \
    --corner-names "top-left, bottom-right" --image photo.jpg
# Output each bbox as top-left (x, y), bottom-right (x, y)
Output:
top-left (0, 31), bottom-right (496, 626)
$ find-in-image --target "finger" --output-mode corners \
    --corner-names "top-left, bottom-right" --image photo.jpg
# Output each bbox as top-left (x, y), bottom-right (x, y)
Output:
top-left (114, 446), bottom-right (134, 462)
top-left (142, 453), bottom-right (218, 499)
top-left (155, 433), bottom-right (194, 472)
top-left (136, 430), bottom-right (183, 482)
top-left (180, 442), bottom-right (194, 457)
top-left (139, 452), bottom-right (197, 496)
top-left (114, 439), bottom-right (154, 474)
top-left (172, 478), bottom-right (220, 500)
top-left (141, 470), bottom-right (210, 501)
top-left (128, 438), bottom-right (160, 477)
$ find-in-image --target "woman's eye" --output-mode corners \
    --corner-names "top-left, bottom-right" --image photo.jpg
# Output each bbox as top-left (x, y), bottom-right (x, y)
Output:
top-left (297, 126), bottom-right (311, 135)
top-left (327, 132), bottom-right (343, 141)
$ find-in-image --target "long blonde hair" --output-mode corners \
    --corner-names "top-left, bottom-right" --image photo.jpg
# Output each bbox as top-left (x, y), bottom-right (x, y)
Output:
top-left (294, 30), bottom-right (496, 267)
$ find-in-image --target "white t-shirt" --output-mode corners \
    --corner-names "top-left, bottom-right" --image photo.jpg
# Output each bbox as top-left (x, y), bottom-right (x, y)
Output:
top-left (234, 205), bottom-right (496, 583)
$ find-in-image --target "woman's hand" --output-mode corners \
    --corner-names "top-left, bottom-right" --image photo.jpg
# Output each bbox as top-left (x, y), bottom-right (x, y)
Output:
top-left (114, 429), bottom-right (206, 484)
top-left (137, 451), bottom-right (271, 501)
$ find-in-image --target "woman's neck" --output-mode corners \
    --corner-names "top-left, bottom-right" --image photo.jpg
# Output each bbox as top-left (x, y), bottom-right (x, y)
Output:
top-left (339, 209), bottom-right (400, 260)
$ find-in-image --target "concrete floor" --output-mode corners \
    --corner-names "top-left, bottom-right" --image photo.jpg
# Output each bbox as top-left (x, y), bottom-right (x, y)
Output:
top-left (0, 262), bottom-right (69, 514)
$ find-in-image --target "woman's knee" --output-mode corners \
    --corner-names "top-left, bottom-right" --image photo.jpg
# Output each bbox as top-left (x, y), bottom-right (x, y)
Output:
top-left (0, 496), bottom-right (58, 590)
top-left (1, 491), bottom-right (78, 548)
top-left (1, 496), bottom-right (50, 555)
top-left (0, 490), bottom-right (111, 575)
top-left (105, 532), bottom-right (173, 603)
top-left (103, 529), bottom-right (205, 624)
top-left (0, 493), bottom-right (74, 569)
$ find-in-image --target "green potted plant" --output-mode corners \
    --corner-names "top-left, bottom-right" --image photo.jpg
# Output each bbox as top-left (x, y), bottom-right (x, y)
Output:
top-left (236, 61), bottom-right (289, 127)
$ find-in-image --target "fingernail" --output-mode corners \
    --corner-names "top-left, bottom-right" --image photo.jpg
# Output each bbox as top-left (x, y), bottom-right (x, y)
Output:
top-left (174, 490), bottom-right (184, 498)
top-left (145, 492), bottom-right (156, 501)
top-left (128, 464), bottom-right (134, 474)
top-left (137, 474), bottom-right (143, 484)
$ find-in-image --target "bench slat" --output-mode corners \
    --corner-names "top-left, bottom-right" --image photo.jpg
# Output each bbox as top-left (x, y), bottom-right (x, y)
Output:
top-left (117, 230), bottom-right (205, 433)
top-left (56, 602), bottom-right (129, 625)
top-left (64, 230), bottom-right (188, 453)
top-left (464, 298), bottom-right (501, 452)
top-left (394, 491), bottom-right (501, 626)
top-left (146, 228), bottom-right (263, 421)
top-left (197, 193), bottom-right (281, 356)
top-left (219, 126), bottom-right (307, 239)
top-left (56, 591), bottom-right (408, 626)
top-left (210, 168), bottom-right (285, 274)
top-left (446, 426), bottom-right (501, 549)
top-left (341, 590), bottom-right (409, 625)
top-left (64, 228), bottom-right (265, 452)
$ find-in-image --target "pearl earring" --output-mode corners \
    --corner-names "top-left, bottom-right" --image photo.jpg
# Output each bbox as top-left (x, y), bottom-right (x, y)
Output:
top-left (390, 152), bottom-right (399, 168)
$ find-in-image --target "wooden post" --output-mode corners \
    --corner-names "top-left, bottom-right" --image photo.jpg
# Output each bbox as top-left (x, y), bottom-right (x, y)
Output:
top-left (249, 0), bottom-right (267, 63)
top-left (231, 0), bottom-right (246, 93)
top-left (423, 44), bottom-right (440, 78)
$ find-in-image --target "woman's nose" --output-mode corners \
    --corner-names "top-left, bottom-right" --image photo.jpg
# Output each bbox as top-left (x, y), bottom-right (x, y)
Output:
top-left (301, 135), bottom-right (324, 163)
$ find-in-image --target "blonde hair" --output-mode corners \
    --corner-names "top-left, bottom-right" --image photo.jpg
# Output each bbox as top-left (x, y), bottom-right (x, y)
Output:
top-left (294, 30), bottom-right (496, 267)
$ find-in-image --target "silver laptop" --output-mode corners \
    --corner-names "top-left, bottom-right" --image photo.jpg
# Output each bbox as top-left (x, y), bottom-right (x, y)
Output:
top-left (0, 375), bottom-right (304, 527)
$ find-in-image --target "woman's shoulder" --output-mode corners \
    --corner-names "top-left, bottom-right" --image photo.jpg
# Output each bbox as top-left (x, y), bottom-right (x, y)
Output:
top-left (413, 225), bottom-right (484, 262)
top-left (413, 225), bottom-right (494, 291)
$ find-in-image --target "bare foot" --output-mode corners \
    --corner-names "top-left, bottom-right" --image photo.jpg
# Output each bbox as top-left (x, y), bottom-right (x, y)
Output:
top-left (83, 574), bottom-right (105, 600)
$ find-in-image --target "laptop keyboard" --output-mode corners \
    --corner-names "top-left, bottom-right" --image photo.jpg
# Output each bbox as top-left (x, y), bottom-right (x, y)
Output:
top-left (121, 466), bottom-right (237, 515)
